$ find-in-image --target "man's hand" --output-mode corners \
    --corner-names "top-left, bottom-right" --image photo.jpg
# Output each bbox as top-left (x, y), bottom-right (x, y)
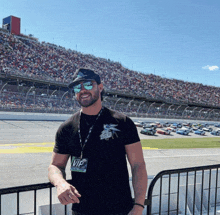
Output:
top-left (128, 205), bottom-right (144, 215)
top-left (56, 181), bottom-right (81, 205)
top-left (48, 153), bottom-right (80, 205)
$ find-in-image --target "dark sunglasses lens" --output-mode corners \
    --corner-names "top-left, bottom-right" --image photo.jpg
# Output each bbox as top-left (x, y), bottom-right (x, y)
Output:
top-left (83, 81), bottom-right (93, 90)
top-left (73, 81), bottom-right (93, 93)
top-left (73, 84), bottom-right (81, 93)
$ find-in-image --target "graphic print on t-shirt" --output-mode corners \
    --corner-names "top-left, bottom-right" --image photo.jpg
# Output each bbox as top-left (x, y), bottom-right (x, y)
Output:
top-left (100, 124), bottom-right (120, 140)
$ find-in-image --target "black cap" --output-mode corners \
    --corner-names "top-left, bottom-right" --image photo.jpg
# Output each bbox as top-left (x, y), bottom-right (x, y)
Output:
top-left (68, 68), bottom-right (101, 88)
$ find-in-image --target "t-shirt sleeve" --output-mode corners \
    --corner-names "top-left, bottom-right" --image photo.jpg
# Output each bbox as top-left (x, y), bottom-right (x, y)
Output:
top-left (121, 116), bottom-right (140, 145)
top-left (53, 123), bottom-right (71, 154)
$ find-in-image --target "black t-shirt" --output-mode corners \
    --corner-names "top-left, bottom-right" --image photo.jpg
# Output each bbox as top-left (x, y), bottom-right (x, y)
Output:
top-left (54, 107), bottom-right (140, 214)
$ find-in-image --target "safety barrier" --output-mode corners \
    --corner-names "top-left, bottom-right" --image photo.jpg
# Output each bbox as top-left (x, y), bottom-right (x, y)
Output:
top-left (0, 180), bottom-right (72, 215)
top-left (0, 164), bottom-right (220, 215)
top-left (147, 164), bottom-right (220, 215)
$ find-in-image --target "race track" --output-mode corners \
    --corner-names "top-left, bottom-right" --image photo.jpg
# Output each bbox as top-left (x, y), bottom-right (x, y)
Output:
top-left (0, 119), bottom-right (220, 189)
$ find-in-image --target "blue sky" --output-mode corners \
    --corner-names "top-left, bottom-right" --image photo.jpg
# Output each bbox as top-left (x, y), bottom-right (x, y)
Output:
top-left (1, 0), bottom-right (220, 87)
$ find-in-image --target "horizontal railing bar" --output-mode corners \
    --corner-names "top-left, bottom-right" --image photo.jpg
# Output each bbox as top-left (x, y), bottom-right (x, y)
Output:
top-left (151, 192), bottom-right (179, 197)
top-left (0, 179), bottom-right (72, 195)
top-left (0, 183), bottom-right (52, 195)
top-left (151, 209), bottom-right (179, 214)
top-left (156, 170), bottom-right (219, 179)
top-left (148, 164), bottom-right (220, 195)
top-left (155, 164), bottom-right (220, 178)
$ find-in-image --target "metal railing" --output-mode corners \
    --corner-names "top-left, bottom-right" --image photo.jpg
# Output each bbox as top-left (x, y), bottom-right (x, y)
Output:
top-left (147, 164), bottom-right (220, 215)
top-left (1, 164), bottom-right (220, 215)
top-left (0, 180), bottom-right (71, 215)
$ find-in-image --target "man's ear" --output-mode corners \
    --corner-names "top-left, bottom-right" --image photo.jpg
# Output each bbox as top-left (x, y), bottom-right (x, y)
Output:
top-left (99, 83), bottom-right (104, 92)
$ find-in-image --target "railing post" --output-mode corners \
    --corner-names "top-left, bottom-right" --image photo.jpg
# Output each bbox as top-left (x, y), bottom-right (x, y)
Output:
top-left (214, 168), bottom-right (219, 214)
top-left (0, 195), bottom-right (1, 215)
top-left (50, 187), bottom-right (52, 215)
top-left (34, 189), bottom-right (37, 215)
top-left (201, 169), bottom-right (204, 215)
top-left (65, 205), bottom-right (67, 215)
top-left (193, 171), bottom-right (196, 214)
top-left (208, 169), bottom-right (212, 213)
top-left (168, 174), bottom-right (171, 214)
top-left (177, 172), bottom-right (180, 214)
top-left (159, 177), bottom-right (162, 214)
top-left (185, 171), bottom-right (188, 214)
top-left (17, 192), bottom-right (19, 215)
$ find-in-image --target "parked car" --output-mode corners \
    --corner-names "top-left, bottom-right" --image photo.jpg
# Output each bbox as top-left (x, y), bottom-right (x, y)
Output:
top-left (210, 130), bottom-right (220, 136)
top-left (157, 129), bottom-right (171, 135)
top-left (202, 127), bottom-right (213, 132)
top-left (176, 129), bottom-right (189, 135)
top-left (182, 122), bottom-right (192, 127)
top-left (192, 126), bottom-right (199, 131)
top-left (150, 123), bottom-right (158, 128)
top-left (170, 124), bottom-right (177, 129)
top-left (166, 127), bottom-right (177, 132)
top-left (155, 122), bottom-right (163, 128)
top-left (140, 128), bottom-right (156, 135)
top-left (194, 130), bottom-right (205, 135)
top-left (134, 121), bottom-right (143, 127)
top-left (171, 123), bottom-right (182, 128)
top-left (181, 126), bottom-right (193, 132)
top-left (162, 122), bottom-right (171, 127)
top-left (196, 123), bottom-right (203, 128)
top-left (143, 123), bottom-right (157, 129)
top-left (201, 123), bottom-right (210, 128)
top-left (143, 123), bottom-right (153, 128)
top-left (214, 124), bottom-right (220, 128)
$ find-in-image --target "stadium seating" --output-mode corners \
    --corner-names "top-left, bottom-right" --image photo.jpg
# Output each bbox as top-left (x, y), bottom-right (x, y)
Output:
top-left (1, 31), bottom-right (220, 115)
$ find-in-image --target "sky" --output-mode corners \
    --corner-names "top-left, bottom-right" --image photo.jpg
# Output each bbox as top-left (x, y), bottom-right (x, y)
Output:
top-left (1, 0), bottom-right (220, 87)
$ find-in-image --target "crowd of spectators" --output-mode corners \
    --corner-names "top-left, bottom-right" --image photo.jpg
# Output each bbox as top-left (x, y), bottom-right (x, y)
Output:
top-left (1, 30), bottom-right (220, 115)
top-left (0, 89), bottom-right (81, 114)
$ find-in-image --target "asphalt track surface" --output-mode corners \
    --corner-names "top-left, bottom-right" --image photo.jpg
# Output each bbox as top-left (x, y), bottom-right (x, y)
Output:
top-left (0, 120), bottom-right (220, 189)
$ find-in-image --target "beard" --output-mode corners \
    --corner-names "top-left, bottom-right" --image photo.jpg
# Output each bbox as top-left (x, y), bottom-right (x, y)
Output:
top-left (77, 87), bottom-right (100, 108)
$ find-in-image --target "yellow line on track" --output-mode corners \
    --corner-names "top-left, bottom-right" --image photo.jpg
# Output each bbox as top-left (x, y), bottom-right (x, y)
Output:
top-left (0, 143), bottom-right (158, 154)
top-left (0, 142), bottom-right (55, 154)
top-left (142, 147), bottom-right (158, 150)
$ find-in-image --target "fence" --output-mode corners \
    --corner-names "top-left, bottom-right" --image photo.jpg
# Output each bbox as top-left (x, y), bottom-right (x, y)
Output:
top-left (147, 164), bottom-right (220, 215)
top-left (0, 180), bottom-right (71, 215)
top-left (0, 164), bottom-right (220, 215)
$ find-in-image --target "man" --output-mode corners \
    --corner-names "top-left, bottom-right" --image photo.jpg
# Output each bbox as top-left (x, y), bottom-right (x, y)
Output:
top-left (48, 68), bottom-right (148, 215)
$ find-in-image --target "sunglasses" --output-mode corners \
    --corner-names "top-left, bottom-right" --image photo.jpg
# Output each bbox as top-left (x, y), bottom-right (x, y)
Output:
top-left (73, 81), bottom-right (94, 93)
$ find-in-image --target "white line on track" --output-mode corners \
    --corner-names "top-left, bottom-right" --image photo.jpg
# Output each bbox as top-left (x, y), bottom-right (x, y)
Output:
top-left (144, 153), bottom-right (220, 158)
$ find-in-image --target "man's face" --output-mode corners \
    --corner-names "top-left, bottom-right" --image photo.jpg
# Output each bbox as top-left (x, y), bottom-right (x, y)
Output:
top-left (74, 81), bottom-right (101, 108)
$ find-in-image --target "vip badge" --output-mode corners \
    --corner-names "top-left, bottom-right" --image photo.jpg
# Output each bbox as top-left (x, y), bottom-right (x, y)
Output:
top-left (70, 156), bottom-right (88, 173)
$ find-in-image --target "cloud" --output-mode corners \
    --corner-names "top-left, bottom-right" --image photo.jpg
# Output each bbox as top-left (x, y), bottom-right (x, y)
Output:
top-left (202, 65), bottom-right (219, 71)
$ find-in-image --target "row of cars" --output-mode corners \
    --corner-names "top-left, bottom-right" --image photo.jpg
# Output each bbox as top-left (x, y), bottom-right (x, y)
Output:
top-left (135, 121), bottom-right (220, 136)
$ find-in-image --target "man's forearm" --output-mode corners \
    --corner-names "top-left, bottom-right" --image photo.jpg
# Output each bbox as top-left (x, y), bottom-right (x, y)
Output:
top-left (132, 162), bottom-right (148, 205)
top-left (48, 164), bottom-right (67, 187)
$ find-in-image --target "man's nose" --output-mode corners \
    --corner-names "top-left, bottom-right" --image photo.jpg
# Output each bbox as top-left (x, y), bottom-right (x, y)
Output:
top-left (80, 84), bottom-right (87, 91)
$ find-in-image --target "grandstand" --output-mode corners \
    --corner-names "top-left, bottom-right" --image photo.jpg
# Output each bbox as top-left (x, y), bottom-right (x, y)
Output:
top-left (1, 26), bottom-right (220, 121)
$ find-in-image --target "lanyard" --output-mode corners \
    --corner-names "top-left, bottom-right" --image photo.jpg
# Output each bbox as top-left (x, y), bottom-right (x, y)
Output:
top-left (78, 107), bottom-right (103, 159)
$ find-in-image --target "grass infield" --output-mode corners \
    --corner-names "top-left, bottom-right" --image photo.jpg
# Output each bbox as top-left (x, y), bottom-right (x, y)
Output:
top-left (141, 137), bottom-right (220, 149)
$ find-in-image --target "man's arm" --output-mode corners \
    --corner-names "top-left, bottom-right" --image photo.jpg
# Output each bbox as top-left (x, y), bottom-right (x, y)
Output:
top-left (125, 141), bottom-right (148, 215)
top-left (48, 152), bottom-right (81, 205)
